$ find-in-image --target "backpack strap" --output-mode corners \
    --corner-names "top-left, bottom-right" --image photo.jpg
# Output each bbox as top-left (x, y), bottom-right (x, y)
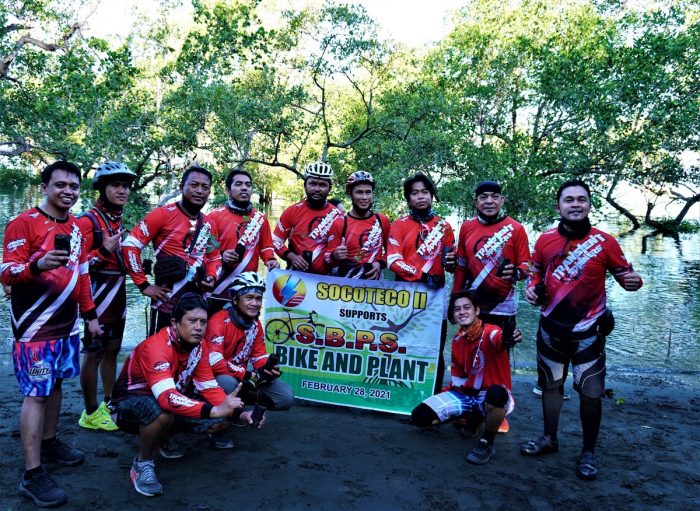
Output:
top-left (77, 211), bottom-right (103, 251)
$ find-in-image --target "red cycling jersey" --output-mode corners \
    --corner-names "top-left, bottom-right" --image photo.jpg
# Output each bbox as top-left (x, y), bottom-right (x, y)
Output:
top-left (453, 216), bottom-right (530, 316)
top-left (204, 309), bottom-right (269, 381)
top-left (122, 202), bottom-right (221, 312)
top-left (387, 214), bottom-right (455, 281)
top-left (112, 326), bottom-right (226, 419)
top-left (529, 226), bottom-right (642, 333)
top-left (324, 212), bottom-right (391, 276)
top-left (208, 205), bottom-right (275, 301)
top-left (450, 323), bottom-right (510, 390)
top-left (78, 206), bottom-right (127, 325)
top-left (1, 207), bottom-right (96, 342)
top-left (272, 200), bottom-right (341, 275)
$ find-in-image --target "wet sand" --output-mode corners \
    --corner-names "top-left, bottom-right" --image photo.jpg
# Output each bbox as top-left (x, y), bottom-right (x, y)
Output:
top-left (0, 370), bottom-right (698, 511)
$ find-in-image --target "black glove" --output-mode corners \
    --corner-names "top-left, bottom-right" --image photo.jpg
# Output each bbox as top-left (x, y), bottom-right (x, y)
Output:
top-left (421, 272), bottom-right (445, 289)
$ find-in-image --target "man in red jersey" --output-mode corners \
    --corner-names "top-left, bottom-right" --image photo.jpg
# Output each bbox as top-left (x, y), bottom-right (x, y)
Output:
top-left (325, 171), bottom-right (390, 279)
top-left (272, 161), bottom-right (341, 275)
top-left (387, 173), bottom-right (456, 393)
top-left (205, 272), bottom-right (293, 448)
top-left (2, 161), bottom-right (102, 508)
top-left (207, 169), bottom-right (279, 314)
top-left (410, 291), bottom-right (519, 465)
top-left (520, 179), bottom-right (643, 481)
top-left (453, 180), bottom-right (530, 433)
top-left (122, 166), bottom-right (222, 335)
top-left (77, 162), bottom-right (137, 432)
top-left (111, 293), bottom-right (252, 497)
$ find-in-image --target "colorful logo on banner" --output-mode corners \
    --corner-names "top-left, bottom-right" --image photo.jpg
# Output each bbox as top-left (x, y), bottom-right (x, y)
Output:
top-left (271, 274), bottom-right (306, 307)
top-left (263, 269), bottom-right (444, 415)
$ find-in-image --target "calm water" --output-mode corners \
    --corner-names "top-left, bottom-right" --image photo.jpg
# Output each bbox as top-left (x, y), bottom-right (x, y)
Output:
top-left (0, 185), bottom-right (698, 374)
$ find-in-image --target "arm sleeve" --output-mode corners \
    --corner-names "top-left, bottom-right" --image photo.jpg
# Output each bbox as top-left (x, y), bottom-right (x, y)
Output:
top-left (527, 237), bottom-right (544, 288)
top-left (1, 217), bottom-right (39, 285)
top-left (259, 217), bottom-right (276, 264)
top-left (605, 236), bottom-right (643, 289)
top-left (387, 221), bottom-right (421, 282)
top-left (513, 225), bottom-right (531, 280)
top-left (193, 344), bottom-right (227, 406)
top-left (77, 236), bottom-right (97, 319)
top-left (453, 222), bottom-right (469, 291)
top-left (204, 321), bottom-right (230, 376)
top-left (323, 217), bottom-right (343, 266)
top-left (443, 224), bottom-right (456, 274)
top-left (378, 215), bottom-right (391, 268)
top-left (272, 208), bottom-right (293, 259)
top-left (249, 323), bottom-right (270, 371)
top-left (205, 222), bottom-right (222, 280)
top-left (450, 336), bottom-right (468, 387)
top-left (122, 211), bottom-right (161, 290)
top-left (141, 346), bottom-right (209, 418)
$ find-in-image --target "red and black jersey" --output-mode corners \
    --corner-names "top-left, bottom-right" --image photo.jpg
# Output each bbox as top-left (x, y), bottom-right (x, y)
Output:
top-left (324, 212), bottom-right (391, 276)
top-left (387, 214), bottom-right (456, 281)
top-left (77, 207), bottom-right (126, 325)
top-left (122, 202), bottom-right (221, 312)
top-left (453, 216), bottom-right (530, 315)
top-left (112, 326), bottom-right (226, 419)
top-left (204, 309), bottom-right (269, 381)
top-left (529, 226), bottom-right (643, 333)
top-left (1, 207), bottom-right (96, 342)
top-left (272, 200), bottom-right (341, 275)
top-left (208, 206), bottom-right (275, 301)
top-left (451, 324), bottom-right (510, 390)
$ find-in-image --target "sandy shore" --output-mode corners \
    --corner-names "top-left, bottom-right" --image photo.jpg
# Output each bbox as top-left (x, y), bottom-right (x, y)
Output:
top-left (0, 369), bottom-right (698, 511)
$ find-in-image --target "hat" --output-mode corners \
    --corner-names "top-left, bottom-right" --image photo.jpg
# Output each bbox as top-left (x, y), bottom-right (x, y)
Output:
top-left (475, 180), bottom-right (502, 196)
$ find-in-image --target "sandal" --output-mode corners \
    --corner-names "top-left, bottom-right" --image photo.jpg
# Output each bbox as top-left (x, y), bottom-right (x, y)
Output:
top-left (520, 434), bottom-right (558, 456)
top-left (576, 451), bottom-right (598, 480)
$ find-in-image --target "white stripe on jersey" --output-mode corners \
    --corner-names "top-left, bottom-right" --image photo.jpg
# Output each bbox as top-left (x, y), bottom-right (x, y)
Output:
top-left (151, 378), bottom-right (176, 398)
top-left (194, 379), bottom-right (218, 391)
top-left (95, 276), bottom-right (124, 318)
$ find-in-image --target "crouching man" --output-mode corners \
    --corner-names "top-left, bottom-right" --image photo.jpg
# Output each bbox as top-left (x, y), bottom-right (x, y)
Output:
top-left (204, 271), bottom-right (294, 449)
top-left (410, 290), bottom-right (517, 465)
top-left (111, 293), bottom-right (255, 497)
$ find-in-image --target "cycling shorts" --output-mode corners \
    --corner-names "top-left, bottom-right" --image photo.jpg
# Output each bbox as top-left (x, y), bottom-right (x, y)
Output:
top-left (13, 335), bottom-right (81, 397)
top-left (421, 386), bottom-right (514, 424)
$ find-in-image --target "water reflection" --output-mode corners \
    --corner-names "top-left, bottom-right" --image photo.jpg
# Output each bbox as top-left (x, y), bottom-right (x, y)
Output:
top-left (0, 185), bottom-right (698, 373)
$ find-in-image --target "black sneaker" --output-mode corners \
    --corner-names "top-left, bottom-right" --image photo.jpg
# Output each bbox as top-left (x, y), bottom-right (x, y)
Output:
top-left (19, 470), bottom-right (68, 507)
top-left (41, 439), bottom-right (85, 467)
top-left (466, 438), bottom-right (495, 465)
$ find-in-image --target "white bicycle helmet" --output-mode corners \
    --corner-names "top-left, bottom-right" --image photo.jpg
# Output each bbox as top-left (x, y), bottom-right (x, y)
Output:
top-left (303, 161), bottom-right (334, 181)
top-left (92, 161), bottom-right (137, 190)
top-left (345, 170), bottom-right (375, 194)
top-left (228, 271), bottom-right (266, 297)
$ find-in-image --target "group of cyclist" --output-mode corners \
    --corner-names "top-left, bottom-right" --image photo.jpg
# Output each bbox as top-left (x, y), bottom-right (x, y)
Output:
top-left (2, 158), bottom-right (642, 507)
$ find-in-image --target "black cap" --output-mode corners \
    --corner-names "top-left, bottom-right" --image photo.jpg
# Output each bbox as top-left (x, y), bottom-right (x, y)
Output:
top-left (475, 180), bottom-right (501, 196)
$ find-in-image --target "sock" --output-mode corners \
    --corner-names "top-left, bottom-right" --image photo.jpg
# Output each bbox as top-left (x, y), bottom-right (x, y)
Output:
top-left (482, 430), bottom-right (497, 445)
top-left (41, 437), bottom-right (57, 449)
top-left (103, 396), bottom-right (111, 405)
top-left (86, 404), bottom-right (99, 415)
top-left (542, 385), bottom-right (564, 441)
top-left (580, 395), bottom-right (602, 453)
top-left (24, 466), bottom-right (44, 480)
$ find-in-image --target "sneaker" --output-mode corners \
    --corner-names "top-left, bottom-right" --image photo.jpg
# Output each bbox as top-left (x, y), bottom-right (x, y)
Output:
top-left (466, 438), bottom-right (495, 465)
top-left (41, 439), bottom-right (85, 467)
top-left (497, 418), bottom-right (510, 434)
top-left (78, 403), bottom-right (119, 431)
top-left (209, 430), bottom-right (234, 450)
top-left (19, 470), bottom-right (68, 508)
top-left (157, 438), bottom-right (185, 459)
top-left (130, 457), bottom-right (163, 497)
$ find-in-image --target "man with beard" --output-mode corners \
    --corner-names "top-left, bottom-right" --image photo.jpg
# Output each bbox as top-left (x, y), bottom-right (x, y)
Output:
top-left (272, 161), bottom-right (341, 275)
top-left (111, 293), bottom-right (251, 497)
top-left (452, 181), bottom-right (530, 433)
top-left (520, 180), bottom-right (642, 481)
top-left (122, 166), bottom-right (221, 335)
top-left (387, 173), bottom-right (456, 393)
top-left (204, 272), bottom-right (293, 449)
top-left (77, 162), bottom-right (137, 432)
top-left (325, 171), bottom-right (390, 279)
top-left (207, 169), bottom-right (279, 314)
top-left (3, 161), bottom-right (102, 507)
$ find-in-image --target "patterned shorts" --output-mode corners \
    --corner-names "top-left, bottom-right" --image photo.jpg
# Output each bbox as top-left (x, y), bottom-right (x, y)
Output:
top-left (422, 386), bottom-right (515, 424)
top-left (13, 335), bottom-right (81, 397)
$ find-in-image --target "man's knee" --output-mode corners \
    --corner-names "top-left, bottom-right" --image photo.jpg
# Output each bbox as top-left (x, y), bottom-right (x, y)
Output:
top-left (484, 385), bottom-right (508, 408)
top-left (411, 403), bottom-right (439, 428)
top-left (260, 381), bottom-right (294, 411)
top-left (540, 378), bottom-right (566, 394)
top-left (215, 375), bottom-right (240, 395)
